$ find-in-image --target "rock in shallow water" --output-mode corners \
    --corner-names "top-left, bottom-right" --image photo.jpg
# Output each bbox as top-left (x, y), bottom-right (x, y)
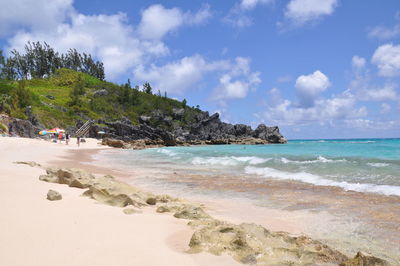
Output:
top-left (47, 189), bottom-right (62, 201)
top-left (340, 251), bottom-right (389, 266)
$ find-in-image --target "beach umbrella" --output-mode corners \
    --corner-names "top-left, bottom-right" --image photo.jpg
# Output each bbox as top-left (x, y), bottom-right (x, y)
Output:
top-left (39, 130), bottom-right (47, 135)
top-left (47, 128), bottom-right (63, 133)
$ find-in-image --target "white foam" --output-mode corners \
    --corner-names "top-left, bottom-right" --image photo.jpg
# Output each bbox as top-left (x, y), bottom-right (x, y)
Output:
top-left (156, 149), bottom-right (178, 157)
top-left (192, 156), bottom-right (270, 166)
top-left (245, 166), bottom-right (400, 196)
top-left (280, 156), bottom-right (345, 164)
top-left (367, 163), bottom-right (389, 168)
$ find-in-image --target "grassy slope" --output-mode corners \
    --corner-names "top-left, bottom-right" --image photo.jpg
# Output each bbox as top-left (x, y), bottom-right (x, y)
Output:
top-left (0, 69), bottom-right (201, 129)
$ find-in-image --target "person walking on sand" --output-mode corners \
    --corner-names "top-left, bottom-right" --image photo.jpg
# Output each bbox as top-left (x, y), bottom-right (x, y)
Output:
top-left (77, 136), bottom-right (81, 147)
top-left (58, 132), bottom-right (63, 143)
top-left (65, 133), bottom-right (70, 145)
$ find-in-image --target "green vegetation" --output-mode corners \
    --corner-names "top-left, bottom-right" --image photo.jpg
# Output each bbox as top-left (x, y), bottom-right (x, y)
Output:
top-left (0, 68), bottom-right (202, 129)
top-left (0, 42), bottom-right (203, 129)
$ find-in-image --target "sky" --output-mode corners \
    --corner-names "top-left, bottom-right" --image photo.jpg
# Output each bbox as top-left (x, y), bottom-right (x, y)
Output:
top-left (0, 0), bottom-right (399, 139)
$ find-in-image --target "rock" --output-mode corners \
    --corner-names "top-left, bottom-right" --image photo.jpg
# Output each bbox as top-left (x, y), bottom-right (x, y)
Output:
top-left (172, 108), bottom-right (185, 120)
top-left (40, 168), bottom-right (94, 189)
top-left (146, 197), bottom-right (157, 205)
top-left (8, 118), bottom-right (40, 138)
top-left (93, 89), bottom-right (108, 97)
top-left (139, 115), bottom-right (151, 124)
top-left (46, 95), bottom-right (55, 100)
top-left (189, 222), bottom-right (348, 265)
top-left (14, 161), bottom-right (42, 167)
top-left (173, 205), bottom-right (211, 220)
top-left (156, 206), bottom-right (170, 213)
top-left (252, 124), bottom-right (287, 143)
top-left (47, 189), bottom-right (62, 201)
top-left (340, 252), bottom-right (389, 266)
top-left (123, 207), bottom-right (142, 215)
top-left (102, 138), bottom-right (125, 148)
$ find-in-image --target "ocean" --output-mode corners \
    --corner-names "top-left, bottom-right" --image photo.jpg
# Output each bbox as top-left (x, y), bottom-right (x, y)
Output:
top-left (94, 138), bottom-right (400, 263)
top-left (99, 138), bottom-right (400, 197)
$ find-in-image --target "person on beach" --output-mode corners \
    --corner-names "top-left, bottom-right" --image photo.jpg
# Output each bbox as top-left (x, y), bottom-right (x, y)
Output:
top-left (77, 136), bottom-right (80, 147)
top-left (58, 132), bottom-right (63, 143)
top-left (65, 133), bottom-right (70, 145)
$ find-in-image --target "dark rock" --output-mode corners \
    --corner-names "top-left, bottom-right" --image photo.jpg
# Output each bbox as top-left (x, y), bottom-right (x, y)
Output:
top-left (46, 95), bottom-right (55, 100)
top-left (146, 198), bottom-right (157, 205)
top-left (8, 118), bottom-right (40, 138)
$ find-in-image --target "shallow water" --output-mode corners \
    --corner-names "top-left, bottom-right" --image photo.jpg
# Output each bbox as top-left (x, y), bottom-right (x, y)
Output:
top-left (94, 138), bottom-right (400, 264)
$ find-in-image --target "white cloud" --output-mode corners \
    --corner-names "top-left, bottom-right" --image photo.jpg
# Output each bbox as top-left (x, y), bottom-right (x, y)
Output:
top-left (4, 3), bottom-right (212, 80)
top-left (284, 0), bottom-right (338, 25)
top-left (7, 12), bottom-right (169, 79)
top-left (344, 119), bottom-right (399, 130)
top-left (239, 0), bottom-right (274, 10)
top-left (363, 84), bottom-right (398, 101)
top-left (224, 0), bottom-right (273, 28)
top-left (295, 70), bottom-right (331, 107)
top-left (352, 56), bottom-right (366, 70)
top-left (133, 55), bottom-right (227, 95)
top-left (371, 43), bottom-right (400, 77)
top-left (214, 57), bottom-right (261, 100)
top-left (380, 103), bottom-right (391, 114)
top-left (368, 24), bottom-right (400, 40)
top-left (260, 89), bottom-right (367, 126)
top-left (134, 55), bottom-right (261, 98)
top-left (0, 0), bottom-right (73, 37)
top-left (138, 4), bottom-right (212, 40)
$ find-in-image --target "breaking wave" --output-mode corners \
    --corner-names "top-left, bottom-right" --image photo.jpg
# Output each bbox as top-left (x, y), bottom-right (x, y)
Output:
top-left (244, 166), bottom-right (400, 196)
top-left (192, 156), bottom-right (270, 166)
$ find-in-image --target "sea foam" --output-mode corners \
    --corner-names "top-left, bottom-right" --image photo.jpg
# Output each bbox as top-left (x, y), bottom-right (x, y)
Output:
top-left (192, 156), bottom-right (270, 166)
top-left (244, 166), bottom-right (400, 196)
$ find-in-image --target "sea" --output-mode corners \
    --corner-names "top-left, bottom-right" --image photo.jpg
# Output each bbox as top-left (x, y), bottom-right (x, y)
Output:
top-left (99, 138), bottom-right (400, 197)
top-left (94, 138), bottom-right (400, 263)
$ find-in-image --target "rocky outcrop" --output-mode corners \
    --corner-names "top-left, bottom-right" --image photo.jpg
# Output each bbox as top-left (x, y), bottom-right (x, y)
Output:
top-left (47, 189), bottom-right (62, 201)
top-left (340, 252), bottom-right (389, 266)
top-left (189, 221), bottom-right (349, 265)
top-left (94, 110), bottom-right (286, 148)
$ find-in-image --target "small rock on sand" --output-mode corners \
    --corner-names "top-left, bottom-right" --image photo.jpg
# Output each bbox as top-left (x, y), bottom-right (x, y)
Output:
top-left (47, 189), bottom-right (62, 201)
top-left (123, 207), bottom-right (142, 215)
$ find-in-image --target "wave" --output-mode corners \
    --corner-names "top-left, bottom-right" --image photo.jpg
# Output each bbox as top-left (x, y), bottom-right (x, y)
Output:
top-left (244, 166), bottom-right (400, 196)
top-left (192, 156), bottom-right (270, 166)
top-left (156, 149), bottom-right (178, 157)
top-left (367, 162), bottom-right (390, 168)
top-left (280, 156), bottom-right (345, 164)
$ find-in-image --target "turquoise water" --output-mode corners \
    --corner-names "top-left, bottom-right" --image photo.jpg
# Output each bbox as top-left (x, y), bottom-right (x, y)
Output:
top-left (102, 138), bottom-right (400, 196)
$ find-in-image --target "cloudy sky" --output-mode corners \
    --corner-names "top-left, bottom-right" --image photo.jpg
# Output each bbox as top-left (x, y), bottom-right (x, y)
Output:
top-left (1, 0), bottom-right (399, 139)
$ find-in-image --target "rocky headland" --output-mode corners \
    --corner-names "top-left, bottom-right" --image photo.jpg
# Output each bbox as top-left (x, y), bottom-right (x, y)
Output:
top-left (16, 161), bottom-right (389, 266)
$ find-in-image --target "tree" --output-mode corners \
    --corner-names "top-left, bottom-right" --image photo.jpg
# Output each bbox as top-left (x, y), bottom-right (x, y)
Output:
top-left (143, 82), bottom-right (153, 94)
top-left (182, 98), bottom-right (187, 108)
top-left (13, 80), bottom-right (32, 108)
top-left (68, 76), bottom-right (85, 106)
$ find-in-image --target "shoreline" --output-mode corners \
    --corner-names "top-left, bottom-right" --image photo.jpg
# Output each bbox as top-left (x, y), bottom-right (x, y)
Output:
top-left (0, 137), bottom-right (396, 265)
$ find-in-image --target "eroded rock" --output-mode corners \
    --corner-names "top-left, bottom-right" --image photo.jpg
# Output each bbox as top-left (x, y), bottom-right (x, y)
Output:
top-left (173, 205), bottom-right (211, 220)
top-left (340, 252), bottom-right (389, 266)
top-left (47, 189), bottom-right (62, 201)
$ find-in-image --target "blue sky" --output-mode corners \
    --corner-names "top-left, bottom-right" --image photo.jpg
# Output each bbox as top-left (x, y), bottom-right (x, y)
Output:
top-left (1, 0), bottom-right (399, 139)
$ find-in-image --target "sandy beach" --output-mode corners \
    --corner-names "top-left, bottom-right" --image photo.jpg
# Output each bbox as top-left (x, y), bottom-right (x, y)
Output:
top-left (0, 137), bottom-right (240, 266)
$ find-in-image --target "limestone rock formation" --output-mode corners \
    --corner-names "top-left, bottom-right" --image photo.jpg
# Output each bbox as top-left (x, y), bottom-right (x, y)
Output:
top-left (189, 221), bottom-right (349, 265)
top-left (47, 189), bottom-right (62, 201)
top-left (340, 252), bottom-right (389, 266)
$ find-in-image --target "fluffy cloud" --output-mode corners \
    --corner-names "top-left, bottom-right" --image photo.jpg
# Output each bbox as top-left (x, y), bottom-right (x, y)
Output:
top-left (4, 3), bottom-right (212, 80)
top-left (214, 57), bottom-right (261, 100)
top-left (133, 56), bottom-right (261, 98)
top-left (133, 55), bottom-right (228, 95)
top-left (138, 4), bottom-right (211, 40)
top-left (344, 119), bottom-right (399, 130)
top-left (363, 84), bottom-right (398, 101)
top-left (371, 43), bottom-right (400, 77)
top-left (380, 103), bottom-right (391, 114)
top-left (260, 89), bottom-right (367, 126)
top-left (368, 24), bottom-right (400, 41)
top-left (0, 0), bottom-right (73, 37)
top-left (352, 56), bottom-right (366, 70)
top-left (7, 12), bottom-right (169, 79)
top-left (239, 0), bottom-right (274, 10)
top-left (295, 70), bottom-right (331, 107)
top-left (284, 0), bottom-right (338, 25)
top-left (224, 0), bottom-right (273, 28)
